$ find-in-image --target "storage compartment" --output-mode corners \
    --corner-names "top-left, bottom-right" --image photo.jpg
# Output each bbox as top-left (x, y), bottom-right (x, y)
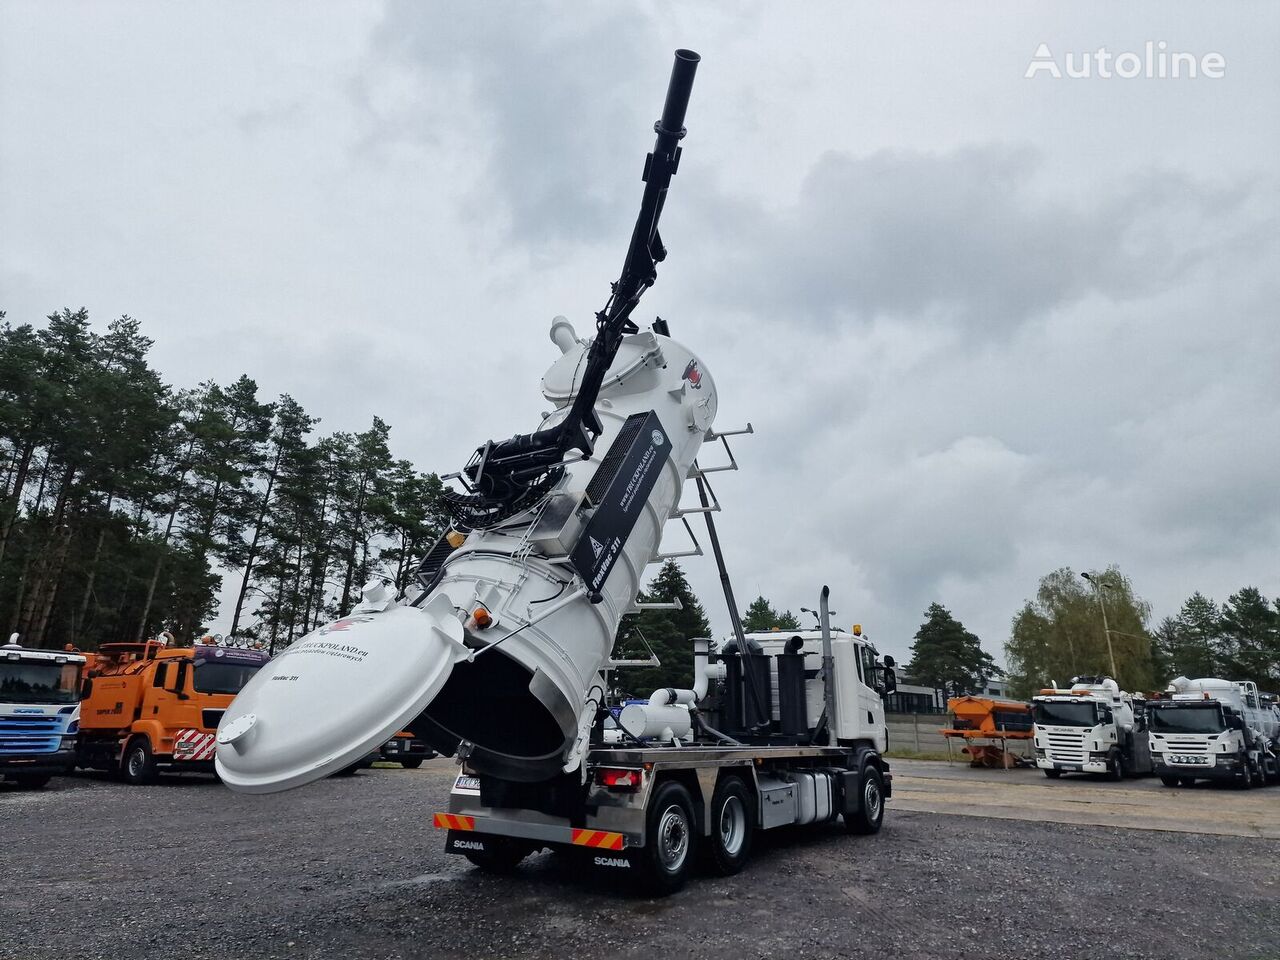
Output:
top-left (755, 776), bottom-right (797, 829)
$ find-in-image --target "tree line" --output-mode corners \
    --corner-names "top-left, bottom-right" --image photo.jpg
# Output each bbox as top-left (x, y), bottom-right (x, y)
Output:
top-left (1, 309), bottom-right (447, 652)
top-left (895, 569), bottom-right (1280, 703)
top-left (7, 311), bottom-right (1276, 695)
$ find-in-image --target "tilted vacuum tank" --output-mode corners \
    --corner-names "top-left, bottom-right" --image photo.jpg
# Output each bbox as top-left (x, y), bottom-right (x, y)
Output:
top-left (216, 51), bottom-right (707, 791)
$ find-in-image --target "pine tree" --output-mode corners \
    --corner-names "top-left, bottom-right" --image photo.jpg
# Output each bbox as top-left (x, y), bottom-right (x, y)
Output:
top-left (616, 560), bottom-right (711, 694)
top-left (906, 602), bottom-right (1001, 696)
top-left (741, 595), bottom-right (804, 633)
top-left (1218, 587), bottom-right (1279, 687)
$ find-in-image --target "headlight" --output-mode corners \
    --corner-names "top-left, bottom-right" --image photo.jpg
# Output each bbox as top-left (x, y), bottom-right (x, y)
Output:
top-left (66, 720), bottom-right (79, 735)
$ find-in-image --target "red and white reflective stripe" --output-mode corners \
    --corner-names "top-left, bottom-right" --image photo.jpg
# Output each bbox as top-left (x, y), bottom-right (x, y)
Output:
top-left (571, 829), bottom-right (624, 851)
top-left (433, 813), bottom-right (475, 831)
top-left (173, 729), bottom-right (217, 761)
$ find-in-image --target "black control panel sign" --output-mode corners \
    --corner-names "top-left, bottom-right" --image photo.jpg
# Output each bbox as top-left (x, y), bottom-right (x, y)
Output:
top-left (572, 410), bottom-right (672, 596)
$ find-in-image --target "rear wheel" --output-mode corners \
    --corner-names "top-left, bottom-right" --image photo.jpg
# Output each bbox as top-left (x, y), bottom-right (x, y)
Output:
top-left (462, 835), bottom-right (529, 874)
top-left (1159, 775), bottom-right (1179, 788)
top-left (844, 765), bottom-right (885, 835)
top-left (1044, 769), bottom-right (1062, 779)
top-left (400, 758), bottom-right (424, 770)
top-left (630, 781), bottom-right (697, 896)
top-left (705, 776), bottom-right (753, 876)
top-left (121, 737), bottom-right (157, 785)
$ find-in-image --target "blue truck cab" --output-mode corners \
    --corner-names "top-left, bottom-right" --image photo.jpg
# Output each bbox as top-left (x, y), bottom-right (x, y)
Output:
top-left (1, 635), bottom-right (85, 788)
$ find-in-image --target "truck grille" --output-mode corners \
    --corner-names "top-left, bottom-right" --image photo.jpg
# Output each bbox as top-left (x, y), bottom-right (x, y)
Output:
top-left (1044, 731), bottom-right (1086, 762)
top-left (202, 709), bottom-right (224, 730)
top-left (1160, 738), bottom-right (1210, 754)
top-left (0, 713), bottom-right (62, 754)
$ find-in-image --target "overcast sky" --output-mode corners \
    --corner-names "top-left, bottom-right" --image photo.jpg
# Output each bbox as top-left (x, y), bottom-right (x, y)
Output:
top-left (3, 2), bottom-right (1277, 666)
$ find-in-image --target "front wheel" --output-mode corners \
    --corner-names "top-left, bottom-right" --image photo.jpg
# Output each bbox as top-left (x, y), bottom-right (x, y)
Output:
top-left (1044, 769), bottom-right (1062, 779)
top-left (1238, 759), bottom-right (1258, 789)
top-left (13, 773), bottom-right (52, 789)
top-left (1159, 775), bottom-right (1179, 788)
top-left (705, 776), bottom-right (754, 876)
top-left (121, 737), bottom-right (157, 785)
top-left (844, 765), bottom-right (886, 835)
top-left (630, 781), bottom-right (697, 896)
top-left (1109, 754), bottom-right (1125, 781)
top-left (400, 758), bottom-right (424, 770)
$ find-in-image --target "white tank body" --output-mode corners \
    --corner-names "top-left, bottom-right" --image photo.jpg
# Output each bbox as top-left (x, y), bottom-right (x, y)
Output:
top-left (217, 322), bottom-right (716, 791)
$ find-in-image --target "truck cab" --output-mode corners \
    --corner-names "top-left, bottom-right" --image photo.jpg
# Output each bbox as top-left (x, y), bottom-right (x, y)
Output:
top-left (1147, 677), bottom-right (1280, 787)
top-left (0, 636), bottom-right (85, 788)
top-left (1031, 676), bottom-right (1151, 779)
top-left (78, 639), bottom-right (270, 784)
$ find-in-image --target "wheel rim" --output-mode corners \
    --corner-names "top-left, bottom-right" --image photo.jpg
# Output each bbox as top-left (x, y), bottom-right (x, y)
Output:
top-left (127, 748), bottom-right (144, 778)
top-left (863, 777), bottom-right (882, 822)
top-left (656, 804), bottom-right (689, 872)
top-left (719, 795), bottom-right (746, 857)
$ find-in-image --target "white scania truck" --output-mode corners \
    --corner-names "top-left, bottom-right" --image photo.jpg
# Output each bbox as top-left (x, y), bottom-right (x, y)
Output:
top-left (215, 50), bottom-right (898, 895)
top-left (1031, 676), bottom-right (1153, 780)
top-left (1147, 677), bottom-right (1280, 788)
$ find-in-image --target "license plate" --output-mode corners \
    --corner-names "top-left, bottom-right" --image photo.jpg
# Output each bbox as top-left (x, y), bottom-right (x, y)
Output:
top-left (452, 774), bottom-right (481, 795)
top-left (1060, 764), bottom-right (1081, 772)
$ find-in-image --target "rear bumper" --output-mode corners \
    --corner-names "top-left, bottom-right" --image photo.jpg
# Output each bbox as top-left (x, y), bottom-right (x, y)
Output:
top-left (434, 812), bottom-right (631, 851)
top-left (381, 738), bottom-right (435, 762)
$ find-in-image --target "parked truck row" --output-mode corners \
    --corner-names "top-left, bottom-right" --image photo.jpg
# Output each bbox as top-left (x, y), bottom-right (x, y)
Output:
top-left (1031, 674), bottom-right (1280, 788)
top-left (1, 633), bottom-right (425, 789)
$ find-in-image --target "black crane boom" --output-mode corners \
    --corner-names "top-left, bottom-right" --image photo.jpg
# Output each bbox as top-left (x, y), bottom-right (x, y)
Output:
top-left (445, 50), bottom-right (700, 528)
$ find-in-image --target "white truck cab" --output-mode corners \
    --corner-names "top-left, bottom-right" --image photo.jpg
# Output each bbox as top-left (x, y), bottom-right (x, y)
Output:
top-left (1147, 677), bottom-right (1280, 787)
top-left (1031, 676), bottom-right (1151, 780)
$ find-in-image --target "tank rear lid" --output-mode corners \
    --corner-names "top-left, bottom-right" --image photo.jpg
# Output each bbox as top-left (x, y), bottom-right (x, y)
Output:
top-left (541, 332), bottom-right (664, 402)
top-left (215, 594), bottom-right (467, 793)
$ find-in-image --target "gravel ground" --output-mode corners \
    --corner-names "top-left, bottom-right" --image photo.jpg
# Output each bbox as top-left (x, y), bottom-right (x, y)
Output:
top-left (3, 762), bottom-right (1278, 960)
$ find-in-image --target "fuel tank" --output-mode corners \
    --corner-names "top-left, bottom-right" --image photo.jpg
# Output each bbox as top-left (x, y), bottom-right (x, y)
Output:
top-left (216, 321), bottom-right (716, 792)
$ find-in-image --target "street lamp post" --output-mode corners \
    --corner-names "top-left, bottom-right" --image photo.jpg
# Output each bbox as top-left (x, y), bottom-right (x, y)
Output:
top-left (1081, 571), bottom-right (1119, 680)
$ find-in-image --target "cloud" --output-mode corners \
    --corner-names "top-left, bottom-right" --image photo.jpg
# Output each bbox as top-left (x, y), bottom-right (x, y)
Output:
top-left (687, 144), bottom-right (1258, 333)
top-left (354, 1), bottom-right (664, 245)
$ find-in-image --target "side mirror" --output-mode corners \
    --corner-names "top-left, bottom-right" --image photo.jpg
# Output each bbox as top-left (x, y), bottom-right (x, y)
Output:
top-left (80, 678), bottom-right (93, 700)
top-left (882, 667), bottom-right (898, 696)
top-left (883, 655), bottom-right (896, 669)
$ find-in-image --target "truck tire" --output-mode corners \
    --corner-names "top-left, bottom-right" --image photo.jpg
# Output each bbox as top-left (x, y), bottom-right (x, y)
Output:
top-left (1237, 760), bottom-right (1258, 790)
top-left (844, 765), bottom-right (885, 835)
top-left (705, 775), bottom-right (753, 876)
top-left (462, 835), bottom-right (529, 874)
top-left (1044, 769), bottom-right (1062, 779)
top-left (14, 773), bottom-right (52, 789)
top-left (122, 737), bottom-right (158, 785)
top-left (1109, 754), bottom-right (1125, 781)
top-left (630, 780), bottom-right (697, 896)
top-left (400, 758), bottom-right (424, 770)
top-left (1159, 775), bottom-right (1179, 788)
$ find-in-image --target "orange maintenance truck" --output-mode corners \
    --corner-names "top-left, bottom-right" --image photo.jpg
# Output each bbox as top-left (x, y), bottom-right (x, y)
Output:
top-left (78, 640), bottom-right (269, 784)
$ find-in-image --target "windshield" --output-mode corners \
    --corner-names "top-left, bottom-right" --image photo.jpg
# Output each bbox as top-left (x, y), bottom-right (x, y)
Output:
top-left (0, 660), bottom-right (82, 704)
top-left (1149, 704), bottom-right (1224, 735)
top-left (192, 660), bottom-right (261, 696)
top-left (1032, 700), bottom-right (1098, 727)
